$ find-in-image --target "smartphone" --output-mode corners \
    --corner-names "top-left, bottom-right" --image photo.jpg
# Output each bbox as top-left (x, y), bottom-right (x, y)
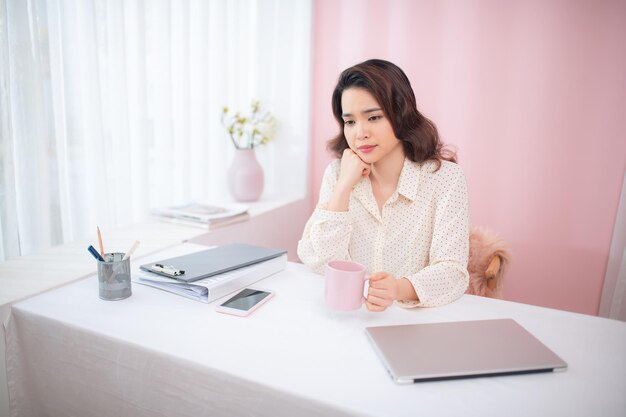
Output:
top-left (215, 288), bottom-right (274, 317)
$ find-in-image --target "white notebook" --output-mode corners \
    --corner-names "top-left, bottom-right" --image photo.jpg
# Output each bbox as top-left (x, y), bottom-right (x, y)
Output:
top-left (133, 244), bottom-right (287, 303)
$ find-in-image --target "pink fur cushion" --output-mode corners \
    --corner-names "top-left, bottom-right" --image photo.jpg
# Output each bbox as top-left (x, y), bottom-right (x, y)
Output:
top-left (467, 227), bottom-right (511, 299)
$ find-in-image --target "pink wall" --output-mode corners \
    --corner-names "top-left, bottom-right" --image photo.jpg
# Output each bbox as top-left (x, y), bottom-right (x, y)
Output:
top-left (310, 0), bottom-right (626, 315)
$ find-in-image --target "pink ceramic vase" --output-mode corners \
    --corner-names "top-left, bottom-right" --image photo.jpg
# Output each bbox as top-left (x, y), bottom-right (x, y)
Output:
top-left (227, 148), bottom-right (264, 202)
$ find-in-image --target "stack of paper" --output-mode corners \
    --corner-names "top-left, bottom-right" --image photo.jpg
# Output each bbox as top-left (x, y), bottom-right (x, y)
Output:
top-left (135, 255), bottom-right (286, 303)
top-left (133, 243), bottom-right (287, 303)
top-left (152, 203), bottom-right (249, 230)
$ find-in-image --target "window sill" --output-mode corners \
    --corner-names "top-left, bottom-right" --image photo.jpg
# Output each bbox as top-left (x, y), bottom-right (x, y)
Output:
top-left (244, 192), bottom-right (305, 217)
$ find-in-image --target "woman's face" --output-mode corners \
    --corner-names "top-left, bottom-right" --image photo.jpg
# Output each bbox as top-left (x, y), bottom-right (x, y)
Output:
top-left (340, 87), bottom-right (403, 165)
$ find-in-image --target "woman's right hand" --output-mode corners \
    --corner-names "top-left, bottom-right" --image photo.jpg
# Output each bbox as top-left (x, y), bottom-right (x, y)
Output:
top-left (337, 148), bottom-right (371, 190)
top-left (326, 149), bottom-right (370, 212)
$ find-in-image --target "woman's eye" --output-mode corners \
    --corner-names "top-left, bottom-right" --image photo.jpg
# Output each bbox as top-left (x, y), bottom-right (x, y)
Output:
top-left (369, 115), bottom-right (382, 122)
top-left (343, 120), bottom-right (355, 126)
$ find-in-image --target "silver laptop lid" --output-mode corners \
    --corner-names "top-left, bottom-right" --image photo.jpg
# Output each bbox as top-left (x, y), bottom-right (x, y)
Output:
top-left (365, 319), bottom-right (567, 384)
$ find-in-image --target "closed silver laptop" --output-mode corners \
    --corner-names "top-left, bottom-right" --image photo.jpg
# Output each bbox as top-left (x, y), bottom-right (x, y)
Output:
top-left (365, 319), bottom-right (567, 384)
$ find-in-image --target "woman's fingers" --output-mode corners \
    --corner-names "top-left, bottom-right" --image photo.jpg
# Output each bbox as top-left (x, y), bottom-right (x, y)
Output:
top-left (367, 286), bottom-right (389, 298)
top-left (365, 301), bottom-right (386, 312)
top-left (366, 272), bottom-right (400, 311)
top-left (365, 300), bottom-right (388, 311)
top-left (366, 293), bottom-right (393, 307)
top-left (339, 149), bottom-right (370, 187)
top-left (365, 299), bottom-right (386, 311)
top-left (368, 272), bottom-right (391, 286)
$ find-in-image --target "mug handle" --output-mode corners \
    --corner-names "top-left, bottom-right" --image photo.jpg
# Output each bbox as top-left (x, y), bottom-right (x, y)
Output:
top-left (361, 275), bottom-right (370, 305)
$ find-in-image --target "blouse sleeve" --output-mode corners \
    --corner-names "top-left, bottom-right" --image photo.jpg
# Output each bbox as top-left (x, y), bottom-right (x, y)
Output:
top-left (398, 166), bottom-right (470, 308)
top-left (297, 162), bottom-right (353, 275)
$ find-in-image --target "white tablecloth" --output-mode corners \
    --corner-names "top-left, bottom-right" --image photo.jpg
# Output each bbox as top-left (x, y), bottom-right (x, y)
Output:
top-left (5, 244), bottom-right (626, 417)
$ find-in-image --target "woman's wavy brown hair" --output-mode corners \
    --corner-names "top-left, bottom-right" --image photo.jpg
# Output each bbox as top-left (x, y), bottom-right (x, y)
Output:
top-left (328, 59), bottom-right (456, 168)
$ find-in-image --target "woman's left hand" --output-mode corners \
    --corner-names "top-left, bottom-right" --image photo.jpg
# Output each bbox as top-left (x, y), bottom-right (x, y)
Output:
top-left (365, 272), bottom-right (401, 312)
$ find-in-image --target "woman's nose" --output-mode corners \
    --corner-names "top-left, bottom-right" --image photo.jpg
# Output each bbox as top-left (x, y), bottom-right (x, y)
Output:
top-left (355, 122), bottom-right (369, 140)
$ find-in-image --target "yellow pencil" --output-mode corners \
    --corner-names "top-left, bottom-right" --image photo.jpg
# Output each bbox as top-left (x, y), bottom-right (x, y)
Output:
top-left (97, 226), bottom-right (105, 258)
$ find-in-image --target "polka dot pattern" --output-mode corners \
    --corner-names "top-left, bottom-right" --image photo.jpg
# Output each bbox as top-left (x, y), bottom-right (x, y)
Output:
top-left (297, 158), bottom-right (470, 308)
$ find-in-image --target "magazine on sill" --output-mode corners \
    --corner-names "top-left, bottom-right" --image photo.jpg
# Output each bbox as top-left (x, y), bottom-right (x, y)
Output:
top-left (133, 253), bottom-right (287, 303)
top-left (154, 212), bottom-right (250, 230)
top-left (151, 202), bottom-right (250, 230)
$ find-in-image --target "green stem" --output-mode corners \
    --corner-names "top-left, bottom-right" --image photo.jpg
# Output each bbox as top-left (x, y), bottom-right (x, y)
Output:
top-left (229, 133), bottom-right (240, 150)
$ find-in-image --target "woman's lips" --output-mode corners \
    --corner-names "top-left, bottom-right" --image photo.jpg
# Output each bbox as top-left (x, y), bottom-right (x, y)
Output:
top-left (358, 145), bottom-right (377, 154)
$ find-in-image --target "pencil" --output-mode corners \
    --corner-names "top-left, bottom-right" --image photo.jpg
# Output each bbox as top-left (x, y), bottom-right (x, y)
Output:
top-left (122, 240), bottom-right (140, 261)
top-left (97, 226), bottom-right (105, 257)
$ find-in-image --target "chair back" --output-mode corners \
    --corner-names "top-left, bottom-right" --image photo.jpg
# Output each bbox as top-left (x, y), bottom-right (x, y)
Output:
top-left (467, 227), bottom-right (511, 298)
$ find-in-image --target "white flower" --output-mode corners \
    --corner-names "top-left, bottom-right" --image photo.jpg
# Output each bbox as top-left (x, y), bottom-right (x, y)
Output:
top-left (221, 100), bottom-right (277, 149)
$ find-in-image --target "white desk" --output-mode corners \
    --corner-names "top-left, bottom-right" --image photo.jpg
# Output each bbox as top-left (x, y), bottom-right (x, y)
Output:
top-left (0, 221), bottom-right (210, 417)
top-left (5, 245), bottom-right (626, 417)
top-left (0, 198), bottom-right (311, 417)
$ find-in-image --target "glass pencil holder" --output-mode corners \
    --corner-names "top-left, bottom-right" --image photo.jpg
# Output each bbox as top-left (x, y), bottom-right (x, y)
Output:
top-left (98, 252), bottom-right (132, 301)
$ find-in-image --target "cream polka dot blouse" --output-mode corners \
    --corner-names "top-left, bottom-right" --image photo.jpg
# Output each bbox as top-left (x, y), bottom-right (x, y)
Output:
top-left (297, 158), bottom-right (470, 308)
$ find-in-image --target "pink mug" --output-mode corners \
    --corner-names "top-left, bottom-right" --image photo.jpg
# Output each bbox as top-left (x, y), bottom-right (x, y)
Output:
top-left (325, 260), bottom-right (368, 310)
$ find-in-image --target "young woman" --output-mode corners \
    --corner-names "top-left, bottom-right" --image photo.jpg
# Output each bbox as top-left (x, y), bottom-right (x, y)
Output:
top-left (297, 59), bottom-right (469, 311)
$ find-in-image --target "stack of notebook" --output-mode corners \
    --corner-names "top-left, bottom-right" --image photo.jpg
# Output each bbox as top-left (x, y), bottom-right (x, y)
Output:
top-left (133, 243), bottom-right (287, 303)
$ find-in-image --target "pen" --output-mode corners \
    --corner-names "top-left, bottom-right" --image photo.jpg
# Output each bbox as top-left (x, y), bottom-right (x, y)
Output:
top-left (88, 245), bottom-right (105, 262)
top-left (122, 240), bottom-right (140, 261)
top-left (97, 226), bottom-right (105, 258)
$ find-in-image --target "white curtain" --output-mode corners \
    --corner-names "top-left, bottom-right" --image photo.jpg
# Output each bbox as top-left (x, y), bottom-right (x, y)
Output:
top-left (0, 0), bottom-right (312, 261)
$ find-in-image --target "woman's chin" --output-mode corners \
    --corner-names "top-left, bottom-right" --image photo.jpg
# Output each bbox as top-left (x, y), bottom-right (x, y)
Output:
top-left (357, 151), bottom-right (377, 163)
